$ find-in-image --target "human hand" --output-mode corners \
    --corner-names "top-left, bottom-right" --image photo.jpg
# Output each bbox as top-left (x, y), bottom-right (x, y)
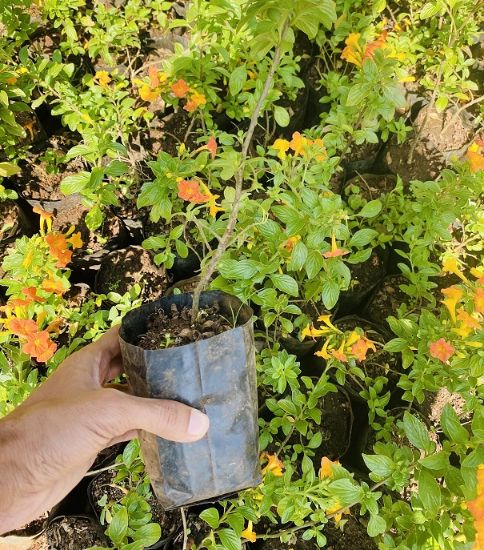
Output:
top-left (0, 326), bottom-right (209, 534)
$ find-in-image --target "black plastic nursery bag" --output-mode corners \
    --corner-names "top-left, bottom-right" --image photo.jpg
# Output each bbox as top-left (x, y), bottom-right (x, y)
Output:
top-left (119, 291), bottom-right (261, 509)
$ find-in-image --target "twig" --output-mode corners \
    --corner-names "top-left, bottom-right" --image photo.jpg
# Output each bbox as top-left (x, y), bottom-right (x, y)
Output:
top-left (441, 94), bottom-right (484, 134)
top-left (190, 22), bottom-right (289, 321)
top-left (181, 506), bottom-right (188, 550)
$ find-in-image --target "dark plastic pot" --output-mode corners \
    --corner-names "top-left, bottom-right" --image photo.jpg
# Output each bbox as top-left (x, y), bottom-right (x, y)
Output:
top-left (119, 290), bottom-right (261, 509)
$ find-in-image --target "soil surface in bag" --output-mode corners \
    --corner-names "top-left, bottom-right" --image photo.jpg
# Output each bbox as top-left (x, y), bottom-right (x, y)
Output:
top-left (119, 291), bottom-right (261, 510)
top-left (138, 303), bottom-right (232, 348)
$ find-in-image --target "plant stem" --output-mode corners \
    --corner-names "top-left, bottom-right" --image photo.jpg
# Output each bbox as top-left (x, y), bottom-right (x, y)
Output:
top-left (181, 506), bottom-right (188, 550)
top-left (190, 22), bottom-right (288, 321)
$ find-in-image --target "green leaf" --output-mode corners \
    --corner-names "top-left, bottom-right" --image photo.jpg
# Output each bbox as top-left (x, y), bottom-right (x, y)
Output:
top-left (89, 166), bottom-right (105, 188)
top-left (402, 412), bottom-right (432, 453)
top-left (346, 84), bottom-right (367, 106)
top-left (0, 162), bottom-right (21, 177)
top-left (271, 273), bottom-right (299, 297)
top-left (419, 469), bottom-right (441, 515)
top-left (274, 105), bottom-right (290, 127)
top-left (420, 1), bottom-right (443, 18)
top-left (367, 515), bottom-right (386, 537)
top-left (288, 241), bottom-right (308, 271)
top-left (384, 338), bottom-right (408, 352)
top-left (328, 479), bottom-right (363, 505)
top-left (219, 258), bottom-right (259, 280)
top-left (321, 280), bottom-right (339, 309)
top-left (358, 199), bottom-right (382, 218)
top-left (106, 507), bottom-right (128, 545)
top-left (60, 172), bottom-right (90, 195)
top-left (308, 432), bottom-right (322, 449)
top-left (85, 205), bottom-right (104, 230)
top-left (132, 523), bottom-right (161, 546)
top-left (441, 404), bottom-right (469, 444)
top-left (363, 454), bottom-right (395, 478)
top-left (229, 66), bottom-right (247, 96)
top-left (106, 160), bottom-right (129, 177)
top-left (122, 440), bottom-right (139, 468)
top-left (175, 240), bottom-right (189, 258)
top-left (435, 96), bottom-right (448, 112)
top-left (200, 507), bottom-right (220, 529)
top-left (305, 250), bottom-right (324, 279)
top-left (349, 229), bottom-right (378, 248)
top-left (218, 528), bottom-right (241, 550)
top-left (419, 451), bottom-right (449, 470)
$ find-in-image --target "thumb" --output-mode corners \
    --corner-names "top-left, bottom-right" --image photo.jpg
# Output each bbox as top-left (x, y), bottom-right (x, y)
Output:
top-left (112, 391), bottom-right (210, 443)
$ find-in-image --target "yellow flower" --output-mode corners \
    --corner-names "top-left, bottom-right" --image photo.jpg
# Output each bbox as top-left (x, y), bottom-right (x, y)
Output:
top-left (326, 500), bottom-right (346, 524)
top-left (452, 308), bottom-right (481, 338)
top-left (442, 256), bottom-right (468, 282)
top-left (317, 314), bottom-right (341, 332)
top-left (319, 456), bottom-right (339, 479)
top-left (261, 453), bottom-right (284, 477)
top-left (33, 206), bottom-right (53, 234)
top-left (441, 286), bottom-right (464, 324)
top-left (289, 132), bottom-right (309, 156)
top-left (139, 84), bottom-right (159, 102)
top-left (341, 33), bottom-right (364, 67)
top-left (471, 266), bottom-right (484, 284)
top-left (345, 330), bottom-right (361, 348)
top-left (272, 138), bottom-right (290, 160)
top-left (241, 521), bottom-right (257, 542)
top-left (301, 324), bottom-right (332, 339)
top-left (315, 337), bottom-right (332, 360)
top-left (208, 196), bottom-right (223, 218)
top-left (94, 70), bottom-right (111, 87)
top-left (67, 232), bottom-right (83, 249)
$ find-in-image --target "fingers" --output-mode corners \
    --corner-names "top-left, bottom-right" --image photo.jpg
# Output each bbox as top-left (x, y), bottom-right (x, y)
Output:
top-left (107, 391), bottom-right (210, 443)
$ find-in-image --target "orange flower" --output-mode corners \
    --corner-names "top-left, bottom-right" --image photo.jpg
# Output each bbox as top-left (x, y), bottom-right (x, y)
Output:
top-left (45, 233), bottom-right (72, 267)
top-left (471, 267), bottom-right (484, 285)
top-left (331, 348), bottom-right (348, 362)
top-left (7, 298), bottom-right (31, 308)
top-left (467, 141), bottom-right (484, 173)
top-left (177, 179), bottom-right (211, 204)
top-left (442, 286), bottom-right (464, 324)
top-left (282, 235), bottom-right (301, 252)
top-left (468, 465), bottom-right (484, 550)
top-left (171, 79), bottom-right (190, 98)
top-left (261, 453), bottom-right (284, 477)
top-left (326, 499), bottom-right (347, 524)
top-left (351, 337), bottom-right (376, 361)
top-left (429, 338), bottom-right (455, 363)
top-left (363, 30), bottom-right (388, 61)
top-left (320, 457), bottom-right (339, 479)
top-left (22, 287), bottom-right (45, 303)
top-left (323, 234), bottom-right (349, 259)
top-left (5, 318), bottom-right (39, 338)
top-left (241, 521), bottom-right (257, 543)
top-left (67, 232), bottom-right (83, 249)
top-left (42, 276), bottom-right (67, 295)
top-left (475, 288), bottom-right (484, 314)
top-left (205, 136), bottom-right (217, 159)
top-left (184, 91), bottom-right (207, 113)
top-left (148, 66), bottom-right (160, 88)
top-left (22, 330), bottom-right (57, 362)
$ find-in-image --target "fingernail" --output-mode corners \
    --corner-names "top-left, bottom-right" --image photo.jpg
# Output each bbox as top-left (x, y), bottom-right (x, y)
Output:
top-left (188, 409), bottom-right (209, 437)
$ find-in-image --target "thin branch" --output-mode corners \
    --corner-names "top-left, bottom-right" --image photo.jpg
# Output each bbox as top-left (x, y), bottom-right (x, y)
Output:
top-left (190, 22), bottom-right (289, 320)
